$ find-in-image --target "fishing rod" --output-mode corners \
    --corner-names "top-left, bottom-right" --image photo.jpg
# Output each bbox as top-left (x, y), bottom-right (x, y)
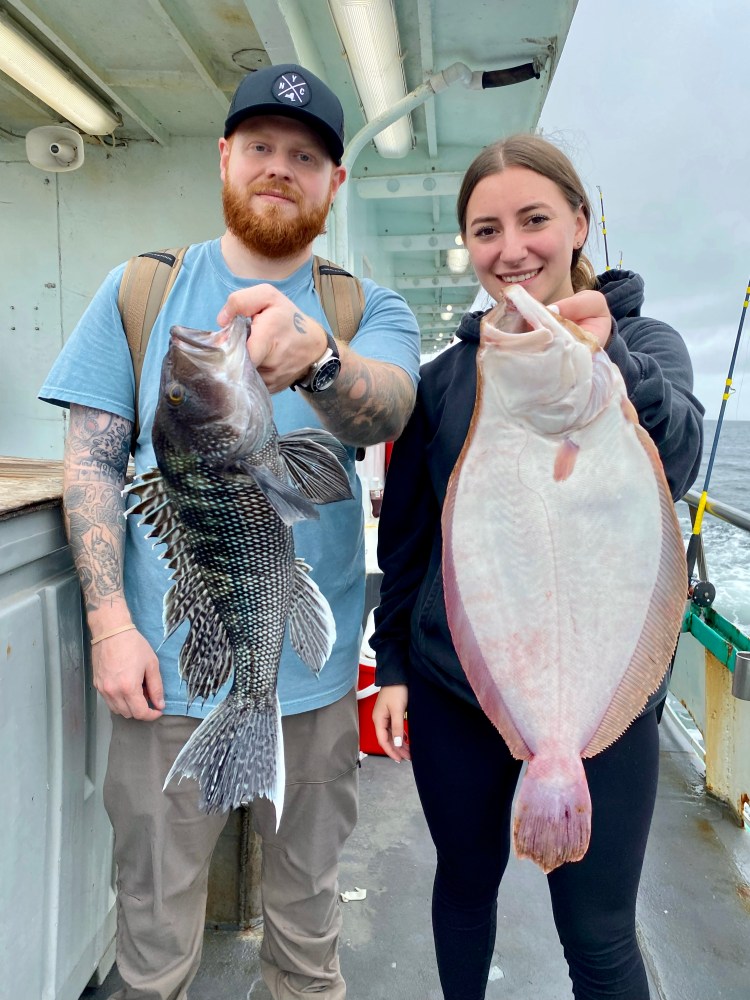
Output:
top-left (597, 186), bottom-right (610, 271)
top-left (686, 274), bottom-right (750, 595)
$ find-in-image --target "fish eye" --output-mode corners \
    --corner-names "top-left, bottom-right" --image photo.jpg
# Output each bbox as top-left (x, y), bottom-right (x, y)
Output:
top-left (166, 381), bottom-right (186, 406)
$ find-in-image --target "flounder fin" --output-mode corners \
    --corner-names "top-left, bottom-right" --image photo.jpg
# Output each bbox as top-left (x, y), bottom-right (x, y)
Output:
top-left (278, 428), bottom-right (353, 505)
top-left (553, 438), bottom-right (580, 481)
top-left (127, 469), bottom-right (233, 701)
top-left (583, 422), bottom-right (687, 757)
top-left (238, 462), bottom-right (320, 525)
top-left (165, 691), bottom-right (285, 827)
top-left (288, 558), bottom-right (336, 674)
top-left (513, 755), bottom-right (592, 873)
top-left (442, 474), bottom-right (531, 759)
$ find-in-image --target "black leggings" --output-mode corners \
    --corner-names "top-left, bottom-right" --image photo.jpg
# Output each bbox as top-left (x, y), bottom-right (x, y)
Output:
top-left (407, 670), bottom-right (659, 1000)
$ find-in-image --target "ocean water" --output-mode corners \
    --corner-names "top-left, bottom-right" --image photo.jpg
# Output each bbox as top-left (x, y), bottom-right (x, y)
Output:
top-left (677, 420), bottom-right (750, 634)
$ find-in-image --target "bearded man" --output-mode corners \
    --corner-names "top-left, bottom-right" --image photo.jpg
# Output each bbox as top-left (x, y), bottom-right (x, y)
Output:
top-left (40, 64), bottom-right (420, 1000)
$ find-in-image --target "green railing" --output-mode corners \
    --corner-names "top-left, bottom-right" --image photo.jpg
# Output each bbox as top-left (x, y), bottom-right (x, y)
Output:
top-left (673, 490), bottom-right (750, 828)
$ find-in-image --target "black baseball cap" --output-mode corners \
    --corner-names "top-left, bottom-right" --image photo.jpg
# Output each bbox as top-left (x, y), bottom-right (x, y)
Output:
top-left (224, 64), bottom-right (345, 164)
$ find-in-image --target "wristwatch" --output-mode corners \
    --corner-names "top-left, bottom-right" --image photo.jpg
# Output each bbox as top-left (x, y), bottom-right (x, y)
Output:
top-left (292, 331), bottom-right (341, 393)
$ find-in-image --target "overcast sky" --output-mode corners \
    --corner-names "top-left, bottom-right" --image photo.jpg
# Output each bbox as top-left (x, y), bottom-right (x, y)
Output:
top-left (537, 0), bottom-right (750, 421)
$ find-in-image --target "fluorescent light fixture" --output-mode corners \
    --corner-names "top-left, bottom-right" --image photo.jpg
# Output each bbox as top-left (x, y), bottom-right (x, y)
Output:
top-left (329, 0), bottom-right (412, 158)
top-left (446, 248), bottom-right (470, 273)
top-left (0, 13), bottom-right (119, 135)
top-left (440, 310), bottom-right (453, 321)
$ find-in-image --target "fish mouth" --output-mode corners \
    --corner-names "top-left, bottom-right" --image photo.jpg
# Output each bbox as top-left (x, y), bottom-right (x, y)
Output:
top-left (170, 317), bottom-right (251, 359)
top-left (171, 326), bottom-right (215, 351)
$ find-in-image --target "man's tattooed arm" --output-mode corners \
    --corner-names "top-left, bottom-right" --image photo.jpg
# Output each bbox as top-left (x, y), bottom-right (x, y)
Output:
top-left (309, 344), bottom-right (416, 446)
top-left (63, 404), bottom-right (133, 631)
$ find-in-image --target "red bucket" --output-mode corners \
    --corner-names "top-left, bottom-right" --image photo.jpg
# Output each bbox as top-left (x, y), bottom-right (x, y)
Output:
top-left (356, 659), bottom-right (383, 756)
top-left (357, 609), bottom-right (409, 755)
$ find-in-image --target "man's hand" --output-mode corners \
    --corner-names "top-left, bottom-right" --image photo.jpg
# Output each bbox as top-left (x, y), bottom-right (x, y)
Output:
top-left (218, 284), bottom-right (327, 393)
top-left (92, 628), bottom-right (165, 720)
top-left (551, 289), bottom-right (613, 348)
top-left (373, 685), bottom-right (410, 762)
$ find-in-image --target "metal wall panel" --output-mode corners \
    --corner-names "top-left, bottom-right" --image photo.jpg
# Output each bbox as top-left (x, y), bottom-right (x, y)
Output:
top-left (0, 506), bottom-right (115, 999)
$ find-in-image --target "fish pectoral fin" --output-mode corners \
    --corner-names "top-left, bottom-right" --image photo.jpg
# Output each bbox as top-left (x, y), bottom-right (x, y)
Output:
top-left (237, 462), bottom-right (320, 525)
top-left (553, 438), bottom-right (580, 482)
top-left (278, 429), bottom-right (353, 504)
top-left (288, 558), bottom-right (336, 674)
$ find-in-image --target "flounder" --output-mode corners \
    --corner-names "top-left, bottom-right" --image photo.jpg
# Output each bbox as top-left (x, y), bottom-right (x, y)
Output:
top-left (442, 284), bottom-right (686, 872)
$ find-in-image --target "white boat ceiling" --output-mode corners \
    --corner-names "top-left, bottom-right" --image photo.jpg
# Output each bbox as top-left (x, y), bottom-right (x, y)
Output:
top-left (0, 0), bottom-right (578, 351)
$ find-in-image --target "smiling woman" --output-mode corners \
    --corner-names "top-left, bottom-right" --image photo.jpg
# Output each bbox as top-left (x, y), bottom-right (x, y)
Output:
top-left (370, 131), bottom-right (705, 1000)
top-left (462, 165), bottom-right (587, 305)
top-left (458, 134), bottom-right (598, 304)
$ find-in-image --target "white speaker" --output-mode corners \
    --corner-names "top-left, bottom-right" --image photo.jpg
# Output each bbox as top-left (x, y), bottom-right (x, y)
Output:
top-left (26, 126), bottom-right (85, 172)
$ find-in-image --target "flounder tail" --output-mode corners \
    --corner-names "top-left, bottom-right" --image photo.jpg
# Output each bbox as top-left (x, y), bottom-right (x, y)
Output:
top-left (513, 755), bottom-right (591, 873)
top-left (164, 693), bottom-right (285, 827)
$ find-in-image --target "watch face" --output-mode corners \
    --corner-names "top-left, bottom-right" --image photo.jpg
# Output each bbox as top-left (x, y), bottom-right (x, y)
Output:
top-left (311, 356), bottom-right (342, 392)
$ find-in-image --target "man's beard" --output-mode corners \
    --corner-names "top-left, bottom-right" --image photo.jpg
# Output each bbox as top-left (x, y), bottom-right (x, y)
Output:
top-left (222, 178), bottom-right (332, 259)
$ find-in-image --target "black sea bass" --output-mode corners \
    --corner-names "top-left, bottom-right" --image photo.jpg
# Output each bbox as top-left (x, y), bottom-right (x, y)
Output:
top-left (442, 284), bottom-right (686, 873)
top-left (127, 317), bottom-right (352, 820)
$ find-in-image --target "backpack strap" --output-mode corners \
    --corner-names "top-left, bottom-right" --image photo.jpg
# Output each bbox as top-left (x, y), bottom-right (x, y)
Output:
top-left (312, 255), bottom-right (365, 344)
top-left (117, 246), bottom-right (189, 451)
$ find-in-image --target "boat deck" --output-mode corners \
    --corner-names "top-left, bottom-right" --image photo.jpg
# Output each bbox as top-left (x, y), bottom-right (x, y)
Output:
top-left (82, 711), bottom-right (749, 1000)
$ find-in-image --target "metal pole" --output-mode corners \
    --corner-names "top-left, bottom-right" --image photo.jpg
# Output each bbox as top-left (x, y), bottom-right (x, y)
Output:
top-left (686, 274), bottom-right (750, 580)
top-left (597, 186), bottom-right (610, 271)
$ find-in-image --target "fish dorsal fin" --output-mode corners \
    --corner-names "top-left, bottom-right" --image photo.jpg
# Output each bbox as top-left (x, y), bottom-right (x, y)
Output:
top-left (583, 421), bottom-right (687, 757)
top-left (237, 462), bottom-right (320, 524)
top-left (126, 467), bottom-right (233, 703)
top-left (288, 558), bottom-right (336, 674)
top-left (125, 468), bottom-right (187, 564)
top-left (278, 428), bottom-right (353, 505)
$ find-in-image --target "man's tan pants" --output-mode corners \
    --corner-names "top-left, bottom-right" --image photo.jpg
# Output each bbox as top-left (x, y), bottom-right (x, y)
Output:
top-left (103, 689), bottom-right (359, 1000)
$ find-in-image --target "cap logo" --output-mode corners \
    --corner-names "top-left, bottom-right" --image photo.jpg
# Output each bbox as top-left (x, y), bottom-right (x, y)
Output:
top-left (273, 72), bottom-right (311, 107)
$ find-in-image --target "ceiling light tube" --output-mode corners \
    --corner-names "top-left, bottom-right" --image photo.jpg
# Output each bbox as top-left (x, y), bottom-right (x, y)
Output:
top-left (446, 248), bottom-right (470, 274)
top-left (0, 13), bottom-right (119, 135)
top-left (329, 0), bottom-right (412, 158)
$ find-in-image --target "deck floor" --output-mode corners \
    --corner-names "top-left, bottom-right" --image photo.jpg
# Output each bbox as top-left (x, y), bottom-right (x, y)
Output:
top-left (82, 711), bottom-right (750, 999)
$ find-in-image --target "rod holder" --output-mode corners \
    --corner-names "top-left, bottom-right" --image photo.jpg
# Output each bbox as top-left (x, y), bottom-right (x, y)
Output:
top-left (732, 650), bottom-right (750, 701)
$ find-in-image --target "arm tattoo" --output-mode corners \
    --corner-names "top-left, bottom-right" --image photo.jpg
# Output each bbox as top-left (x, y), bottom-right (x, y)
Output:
top-left (63, 405), bottom-right (133, 616)
top-left (311, 351), bottom-right (416, 446)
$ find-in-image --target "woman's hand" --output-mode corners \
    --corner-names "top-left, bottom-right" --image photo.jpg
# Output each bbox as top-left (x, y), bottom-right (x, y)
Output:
top-left (552, 289), bottom-right (613, 348)
top-left (372, 685), bottom-right (411, 762)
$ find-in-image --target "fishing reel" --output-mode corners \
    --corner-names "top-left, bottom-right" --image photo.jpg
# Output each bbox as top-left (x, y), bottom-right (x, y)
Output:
top-left (688, 578), bottom-right (716, 609)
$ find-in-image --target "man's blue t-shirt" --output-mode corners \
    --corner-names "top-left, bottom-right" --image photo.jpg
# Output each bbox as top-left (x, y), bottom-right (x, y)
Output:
top-left (40, 239), bottom-right (420, 718)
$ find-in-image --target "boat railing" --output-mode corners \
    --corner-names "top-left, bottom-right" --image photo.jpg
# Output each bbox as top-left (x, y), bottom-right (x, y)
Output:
top-left (671, 490), bottom-right (750, 830)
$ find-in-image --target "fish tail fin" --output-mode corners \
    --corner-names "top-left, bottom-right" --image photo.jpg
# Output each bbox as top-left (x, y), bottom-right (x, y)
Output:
top-left (165, 693), bottom-right (285, 827)
top-left (513, 755), bottom-right (591, 873)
